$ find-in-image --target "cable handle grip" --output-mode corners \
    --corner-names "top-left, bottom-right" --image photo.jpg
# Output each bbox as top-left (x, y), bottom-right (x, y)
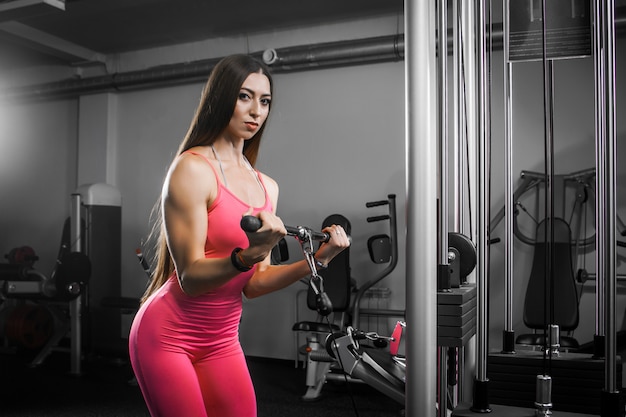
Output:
top-left (240, 215), bottom-right (330, 243)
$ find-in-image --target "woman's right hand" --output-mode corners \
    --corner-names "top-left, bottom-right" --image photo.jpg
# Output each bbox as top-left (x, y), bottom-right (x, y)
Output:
top-left (240, 211), bottom-right (287, 265)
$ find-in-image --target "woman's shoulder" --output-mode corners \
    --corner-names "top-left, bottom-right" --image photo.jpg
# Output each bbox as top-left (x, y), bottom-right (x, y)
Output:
top-left (165, 149), bottom-right (219, 197)
top-left (258, 171), bottom-right (279, 201)
top-left (258, 171), bottom-right (278, 190)
top-left (170, 148), bottom-right (217, 175)
top-left (179, 147), bottom-right (214, 165)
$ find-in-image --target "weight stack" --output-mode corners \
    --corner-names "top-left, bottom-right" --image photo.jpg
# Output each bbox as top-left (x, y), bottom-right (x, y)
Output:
top-left (488, 350), bottom-right (623, 415)
top-left (76, 183), bottom-right (122, 355)
top-left (437, 284), bottom-right (476, 347)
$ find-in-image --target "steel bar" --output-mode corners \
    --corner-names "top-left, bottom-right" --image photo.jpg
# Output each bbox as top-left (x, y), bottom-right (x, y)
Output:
top-left (405, 1), bottom-right (438, 415)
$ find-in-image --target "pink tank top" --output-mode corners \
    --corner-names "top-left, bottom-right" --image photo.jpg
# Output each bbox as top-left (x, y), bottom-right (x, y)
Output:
top-left (139, 151), bottom-right (273, 357)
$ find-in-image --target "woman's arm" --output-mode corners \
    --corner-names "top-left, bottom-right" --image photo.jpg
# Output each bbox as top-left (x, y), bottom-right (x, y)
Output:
top-left (242, 174), bottom-right (350, 299)
top-left (163, 153), bottom-right (236, 296)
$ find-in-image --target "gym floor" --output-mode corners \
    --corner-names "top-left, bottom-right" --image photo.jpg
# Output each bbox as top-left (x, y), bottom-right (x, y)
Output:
top-left (0, 349), bottom-right (405, 417)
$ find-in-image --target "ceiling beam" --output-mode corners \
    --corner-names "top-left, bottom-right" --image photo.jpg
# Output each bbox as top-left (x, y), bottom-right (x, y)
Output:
top-left (0, 21), bottom-right (106, 64)
top-left (0, 0), bottom-right (65, 22)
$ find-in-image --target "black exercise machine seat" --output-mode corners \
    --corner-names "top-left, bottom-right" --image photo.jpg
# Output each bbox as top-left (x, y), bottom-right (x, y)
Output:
top-left (516, 217), bottom-right (580, 349)
top-left (292, 214), bottom-right (352, 333)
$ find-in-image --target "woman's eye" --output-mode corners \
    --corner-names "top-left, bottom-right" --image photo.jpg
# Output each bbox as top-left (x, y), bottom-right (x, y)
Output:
top-left (239, 92), bottom-right (250, 100)
top-left (261, 98), bottom-right (271, 106)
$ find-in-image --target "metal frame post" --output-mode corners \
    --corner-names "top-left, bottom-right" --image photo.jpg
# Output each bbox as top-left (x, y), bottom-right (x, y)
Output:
top-left (405, 0), bottom-right (438, 415)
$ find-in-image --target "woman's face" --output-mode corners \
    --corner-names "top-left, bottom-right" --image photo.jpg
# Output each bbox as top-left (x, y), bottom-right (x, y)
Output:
top-left (225, 71), bottom-right (272, 141)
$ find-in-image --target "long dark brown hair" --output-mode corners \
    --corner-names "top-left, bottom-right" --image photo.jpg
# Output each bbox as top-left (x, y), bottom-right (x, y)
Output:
top-left (141, 54), bottom-right (273, 303)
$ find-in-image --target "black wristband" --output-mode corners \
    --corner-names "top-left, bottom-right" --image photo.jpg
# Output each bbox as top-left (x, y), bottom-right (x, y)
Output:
top-left (314, 259), bottom-right (328, 270)
top-left (231, 247), bottom-right (252, 272)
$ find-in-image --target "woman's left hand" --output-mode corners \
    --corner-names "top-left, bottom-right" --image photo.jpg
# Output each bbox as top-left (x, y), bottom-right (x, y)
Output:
top-left (314, 225), bottom-right (351, 266)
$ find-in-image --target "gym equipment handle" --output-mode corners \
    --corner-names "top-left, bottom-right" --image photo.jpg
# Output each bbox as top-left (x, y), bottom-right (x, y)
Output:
top-left (240, 215), bottom-right (330, 243)
top-left (367, 215), bottom-right (391, 223)
top-left (366, 200), bottom-right (390, 208)
top-left (365, 194), bottom-right (396, 208)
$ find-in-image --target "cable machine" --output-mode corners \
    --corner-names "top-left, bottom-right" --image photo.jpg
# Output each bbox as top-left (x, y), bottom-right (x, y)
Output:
top-left (452, 1), bottom-right (622, 416)
top-left (406, 0), bottom-right (623, 416)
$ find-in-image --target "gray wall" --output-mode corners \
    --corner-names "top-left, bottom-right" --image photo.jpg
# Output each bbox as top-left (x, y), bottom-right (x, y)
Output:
top-left (0, 99), bottom-right (78, 267)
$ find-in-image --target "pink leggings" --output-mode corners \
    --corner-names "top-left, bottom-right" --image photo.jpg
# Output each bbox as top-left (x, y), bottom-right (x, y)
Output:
top-left (130, 344), bottom-right (256, 417)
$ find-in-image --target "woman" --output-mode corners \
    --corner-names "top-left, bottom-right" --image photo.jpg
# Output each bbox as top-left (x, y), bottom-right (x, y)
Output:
top-left (128, 54), bottom-right (350, 417)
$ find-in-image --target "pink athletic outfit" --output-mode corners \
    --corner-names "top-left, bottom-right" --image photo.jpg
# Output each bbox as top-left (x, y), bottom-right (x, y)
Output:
top-left (129, 152), bottom-right (272, 417)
